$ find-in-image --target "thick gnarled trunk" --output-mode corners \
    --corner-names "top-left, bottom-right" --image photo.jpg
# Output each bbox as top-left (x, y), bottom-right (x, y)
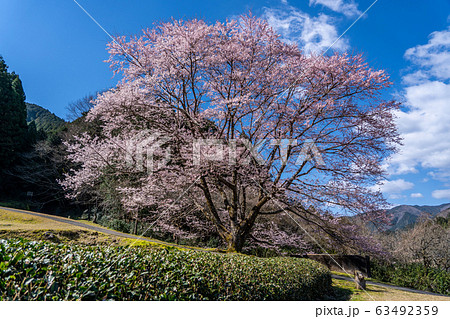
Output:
top-left (226, 231), bottom-right (246, 252)
top-left (199, 175), bottom-right (266, 253)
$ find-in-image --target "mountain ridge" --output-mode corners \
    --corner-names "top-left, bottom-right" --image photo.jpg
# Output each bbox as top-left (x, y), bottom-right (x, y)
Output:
top-left (26, 102), bottom-right (65, 133)
top-left (384, 203), bottom-right (450, 231)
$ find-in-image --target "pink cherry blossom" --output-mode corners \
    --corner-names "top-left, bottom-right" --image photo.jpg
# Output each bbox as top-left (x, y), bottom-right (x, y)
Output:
top-left (61, 15), bottom-right (400, 253)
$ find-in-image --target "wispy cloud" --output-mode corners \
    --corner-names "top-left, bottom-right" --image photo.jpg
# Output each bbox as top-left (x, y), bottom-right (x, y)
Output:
top-left (370, 179), bottom-right (414, 194)
top-left (309, 0), bottom-right (361, 18)
top-left (411, 192), bottom-right (423, 198)
top-left (262, 5), bottom-right (349, 53)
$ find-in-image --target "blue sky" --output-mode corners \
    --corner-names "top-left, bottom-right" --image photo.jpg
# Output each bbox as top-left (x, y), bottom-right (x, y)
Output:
top-left (1, 0), bottom-right (450, 206)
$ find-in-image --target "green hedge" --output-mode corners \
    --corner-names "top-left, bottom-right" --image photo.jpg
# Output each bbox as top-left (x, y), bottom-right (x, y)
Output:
top-left (371, 261), bottom-right (449, 295)
top-left (0, 239), bottom-right (331, 300)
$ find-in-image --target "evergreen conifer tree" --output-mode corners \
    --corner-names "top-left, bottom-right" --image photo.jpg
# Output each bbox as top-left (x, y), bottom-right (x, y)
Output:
top-left (0, 56), bottom-right (28, 172)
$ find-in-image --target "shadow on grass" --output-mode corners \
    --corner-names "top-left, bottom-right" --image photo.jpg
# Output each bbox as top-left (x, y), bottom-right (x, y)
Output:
top-left (323, 286), bottom-right (353, 301)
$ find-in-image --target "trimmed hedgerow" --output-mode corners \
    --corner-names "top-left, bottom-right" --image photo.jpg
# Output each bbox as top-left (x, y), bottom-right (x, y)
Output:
top-left (0, 239), bottom-right (331, 300)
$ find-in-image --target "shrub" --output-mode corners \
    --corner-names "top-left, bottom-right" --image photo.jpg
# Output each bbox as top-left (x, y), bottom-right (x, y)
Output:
top-left (102, 218), bottom-right (132, 234)
top-left (0, 239), bottom-right (331, 300)
top-left (371, 260), bottom-right (449, 295)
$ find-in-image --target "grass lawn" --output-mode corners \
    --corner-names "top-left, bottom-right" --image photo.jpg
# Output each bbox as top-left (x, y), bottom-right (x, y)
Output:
top-left (0, 208), bottom-right (86, 231)
top-left (0, 208), bottom-right (132, 246)
top-left (332, 278), bottom-right (450, 301)
top-left (0, 208), bottom-right (209, 250)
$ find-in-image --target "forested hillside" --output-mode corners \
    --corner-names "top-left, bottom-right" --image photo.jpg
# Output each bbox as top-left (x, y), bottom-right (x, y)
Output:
top-left (26, 103), bottom-right (65, 133)
top-left (379, 203), bottom-right (450, 231)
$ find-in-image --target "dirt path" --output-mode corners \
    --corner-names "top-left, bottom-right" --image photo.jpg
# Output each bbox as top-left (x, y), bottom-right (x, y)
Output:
top-left (332, 274), bottom-right (448, 297)
top-left (0, 206), bottom-right (205, 251)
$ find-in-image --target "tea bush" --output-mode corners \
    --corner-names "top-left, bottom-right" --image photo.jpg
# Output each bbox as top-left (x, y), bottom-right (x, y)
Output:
top-left (0, 239), bottom-right (331, 300)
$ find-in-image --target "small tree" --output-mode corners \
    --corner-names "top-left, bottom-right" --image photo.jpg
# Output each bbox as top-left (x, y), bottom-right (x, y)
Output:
top-left (396, 219), bottom-right (449, 270)
top-left (66, 91), bottom-right (105, 122)
top-left (61, 15), bottom-right (399, 252)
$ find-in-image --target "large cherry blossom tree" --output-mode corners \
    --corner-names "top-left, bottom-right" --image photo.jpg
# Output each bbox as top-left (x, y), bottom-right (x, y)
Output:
top-left (61, 15), bottom-right (400, 252)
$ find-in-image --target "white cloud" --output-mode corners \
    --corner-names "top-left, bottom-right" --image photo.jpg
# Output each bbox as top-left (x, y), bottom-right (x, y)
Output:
top-left (309, 0), bottom-right (361, 18)
top-left (387, 26), bottom-right (450, 180)
top-left (389, 81), bottom-right (450, 175)
top-left (262, 6), bottom-right (349, 53)
top-left (403, 27), bottom-right (450, 84)
top-left (411, 193), bottom-right (423, 198)
top-left (371, 179), bottom-right (414, 194)
top-left (432, 189), bottom-right (450, 200)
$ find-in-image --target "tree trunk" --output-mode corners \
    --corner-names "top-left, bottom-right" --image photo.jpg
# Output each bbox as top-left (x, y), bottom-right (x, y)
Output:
top-left (199, 177), bottom-right (267, 253)
top-left (226, 231), bottom-right (246, 252)
top-left (133, 218), bottom-right (138, 235)
top-left (225, 217), bottom-right (257, 253)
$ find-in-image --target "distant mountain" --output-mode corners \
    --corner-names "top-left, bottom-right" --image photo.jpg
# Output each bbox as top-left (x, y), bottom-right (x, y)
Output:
top-left (384, 203), bottom-right (450, 231)
top-left (26, 103), bottom-right (66, 133)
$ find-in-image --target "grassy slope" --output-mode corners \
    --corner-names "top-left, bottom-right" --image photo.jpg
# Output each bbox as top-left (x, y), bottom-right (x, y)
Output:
top-left (332, 278), bottom-right (450, 301)
top-left (0, 208), bottom-right (215, 250)
top-left (0, 208), bottom-right (161, 247)
top-left (0, 208), bottom-right (85, 231)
